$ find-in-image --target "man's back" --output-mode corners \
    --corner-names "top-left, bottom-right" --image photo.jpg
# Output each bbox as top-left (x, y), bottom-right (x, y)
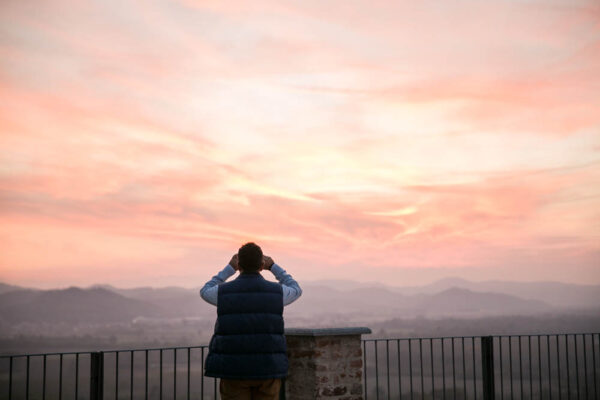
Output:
top-left (199, 243), bottom-right (302, 400)
top-left (205, 273), bottom-right (288, 379)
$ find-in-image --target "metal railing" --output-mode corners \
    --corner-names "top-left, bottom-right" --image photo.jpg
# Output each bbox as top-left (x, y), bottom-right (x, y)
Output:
top-left (363, 333), bottom-right (599, 399)
top-left (0, 345), bottom-right (220, 400)
top-left (2, 333), bottom-right (598, 399)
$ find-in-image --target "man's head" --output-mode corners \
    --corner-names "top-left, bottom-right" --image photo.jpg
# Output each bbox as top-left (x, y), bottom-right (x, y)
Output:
top-left (238, 242), bottom-right (264, 273)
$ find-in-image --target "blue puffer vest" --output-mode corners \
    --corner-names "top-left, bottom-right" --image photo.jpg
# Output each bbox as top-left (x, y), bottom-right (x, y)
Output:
top-left (204, 272), bottom-right (288, 380)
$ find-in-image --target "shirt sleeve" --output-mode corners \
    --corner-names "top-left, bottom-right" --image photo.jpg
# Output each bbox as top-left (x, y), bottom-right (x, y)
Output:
top-left (199, 264), bottom-right (236, 306)
top-left (270, 263), bottom-right (302, 306)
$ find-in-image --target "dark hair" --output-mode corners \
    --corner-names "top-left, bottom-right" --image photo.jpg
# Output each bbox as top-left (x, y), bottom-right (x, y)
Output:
top-left (238, 242), bottom-right (263, 272)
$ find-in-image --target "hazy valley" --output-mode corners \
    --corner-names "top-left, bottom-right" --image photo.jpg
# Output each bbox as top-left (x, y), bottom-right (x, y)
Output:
top-left (1, 278), bottom-right (599, 355)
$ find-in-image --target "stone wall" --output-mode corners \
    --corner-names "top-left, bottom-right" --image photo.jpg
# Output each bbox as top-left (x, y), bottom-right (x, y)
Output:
top-left (285, 327), bottom-right (371, 400)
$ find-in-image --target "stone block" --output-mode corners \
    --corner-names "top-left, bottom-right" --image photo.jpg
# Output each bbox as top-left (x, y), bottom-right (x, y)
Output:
top-left (284, 327), bottom-right (370, 399)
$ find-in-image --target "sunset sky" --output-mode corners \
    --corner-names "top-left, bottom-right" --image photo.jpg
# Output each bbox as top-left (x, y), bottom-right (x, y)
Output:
top-left (1, 0), bottom-right (599, 288)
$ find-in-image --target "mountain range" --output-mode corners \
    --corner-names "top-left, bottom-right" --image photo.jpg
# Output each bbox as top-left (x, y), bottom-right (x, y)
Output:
top-left (305, 277), bottom-right (600, 308)
top-left (0, 287), bottom-right (163, 323)
top-left (1, 277), bottom-right (598, 325)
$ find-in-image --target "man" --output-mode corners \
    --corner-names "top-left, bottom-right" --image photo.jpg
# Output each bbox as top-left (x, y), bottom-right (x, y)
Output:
top-left (200, 242), bottom-right (302, 400)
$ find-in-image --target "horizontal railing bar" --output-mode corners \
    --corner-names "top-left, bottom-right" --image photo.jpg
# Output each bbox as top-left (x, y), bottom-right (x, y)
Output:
top-left (1, 344), bottom-right (210, 358)
top-left (102, 344), bottom-right (209, 354)
top-left (491, 332), bottom-right (599, 338)
top-left (0, 351), bottom-right (94, 358)
top-left (364, 336), bottom-right (481, 342)
top-left (364, 332), bottom-right (600, 342)
top-left (2, 332), bottom-right (597, 358)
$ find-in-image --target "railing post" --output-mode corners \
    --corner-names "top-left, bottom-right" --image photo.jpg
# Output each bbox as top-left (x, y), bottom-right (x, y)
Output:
top-left (90, 352), bottom-right (103, 400)
top-left (481, 336), bottom-right (495, 400)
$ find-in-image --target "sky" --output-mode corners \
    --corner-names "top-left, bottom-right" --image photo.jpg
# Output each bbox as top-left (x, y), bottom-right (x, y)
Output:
top-left (0, 0), bottom-right (599, 288)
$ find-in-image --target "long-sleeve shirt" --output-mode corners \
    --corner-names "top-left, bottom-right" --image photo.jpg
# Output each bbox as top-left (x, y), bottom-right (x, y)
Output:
top-left (199, 264), bottom-right (302, 306)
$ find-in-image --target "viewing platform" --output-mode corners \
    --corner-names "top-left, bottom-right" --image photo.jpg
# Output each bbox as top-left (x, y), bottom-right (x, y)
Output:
top-left (1, 328), bottom-right (598, 399)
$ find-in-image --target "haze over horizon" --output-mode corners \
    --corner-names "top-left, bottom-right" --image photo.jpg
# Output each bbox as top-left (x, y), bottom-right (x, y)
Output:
top-left (4, 269), bottom-right (600, 291)
top-left (1, 0), bottom-right (599, 289)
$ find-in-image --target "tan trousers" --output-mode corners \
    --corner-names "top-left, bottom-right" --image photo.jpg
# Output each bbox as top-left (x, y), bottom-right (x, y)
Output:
top-left (219, 378), bottom-right (281, 400)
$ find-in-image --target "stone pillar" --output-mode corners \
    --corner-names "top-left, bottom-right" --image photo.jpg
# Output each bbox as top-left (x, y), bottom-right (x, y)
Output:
top-left (284, 327), bottom-right (371, 400)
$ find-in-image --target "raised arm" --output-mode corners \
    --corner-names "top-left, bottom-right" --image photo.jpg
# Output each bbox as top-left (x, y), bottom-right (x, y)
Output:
top-left (263, 256), bottom-right (302, 306)
top-left (199, 254), bottom-right (238, 306)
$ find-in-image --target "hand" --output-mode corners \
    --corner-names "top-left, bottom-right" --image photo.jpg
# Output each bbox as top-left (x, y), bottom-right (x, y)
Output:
top-left (262, 255), bottom-right (274, 270)
top-left (229, 254), bottom-right (239, 271)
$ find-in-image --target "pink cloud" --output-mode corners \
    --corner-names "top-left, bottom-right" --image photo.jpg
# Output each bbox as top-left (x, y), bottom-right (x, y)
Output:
top-left (0, 0), bottom-right (598, 287)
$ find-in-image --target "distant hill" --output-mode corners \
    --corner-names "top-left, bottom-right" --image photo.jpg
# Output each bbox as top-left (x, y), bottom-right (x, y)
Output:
top-left (392, 278), bottom-right (600, 308)
top-left (412, 287), bottom-right (549, 316)
top-left (0, 282), bottom-right (25, 294)
top-left (0, 287), bottom-right (164, 323)
top-left (98, 286), bottom-right (211, 318)
top-left (302, 277), bottom-right (600, 309)
top-left (291, 284), bottom-right (551, 321)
